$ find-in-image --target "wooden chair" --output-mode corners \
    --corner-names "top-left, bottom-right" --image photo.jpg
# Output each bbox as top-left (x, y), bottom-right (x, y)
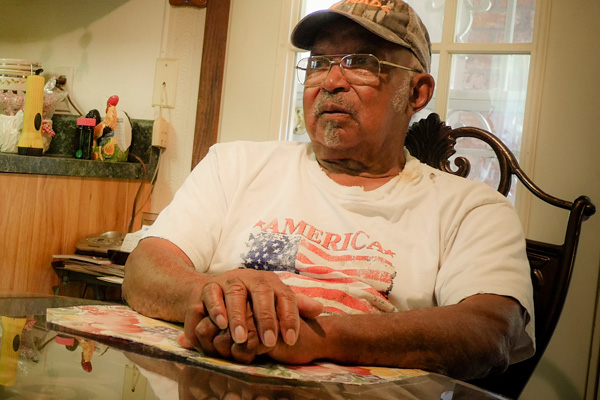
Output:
top-left (405, 113), bottom-right (596, 399)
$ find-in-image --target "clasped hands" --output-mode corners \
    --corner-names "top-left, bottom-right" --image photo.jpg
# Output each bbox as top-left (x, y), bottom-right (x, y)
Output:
top-left (177, 269), bottom-right (323, 364)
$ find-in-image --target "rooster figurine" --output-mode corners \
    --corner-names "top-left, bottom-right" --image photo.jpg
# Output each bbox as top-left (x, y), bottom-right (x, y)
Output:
top-left (92, 95), bottom-right (120, 161)
top-left (93, 95), bottom-right (119, 140)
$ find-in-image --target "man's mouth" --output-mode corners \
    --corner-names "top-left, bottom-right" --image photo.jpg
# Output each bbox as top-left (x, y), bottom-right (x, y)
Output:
top-left (321, 104), bottom-right (346, 114)
top-left (316, 102), bottom-right (352, 118)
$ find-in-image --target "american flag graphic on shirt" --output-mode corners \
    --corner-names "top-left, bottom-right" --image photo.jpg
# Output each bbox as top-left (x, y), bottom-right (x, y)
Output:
top-left (241, 222), bottom-right (397, 315)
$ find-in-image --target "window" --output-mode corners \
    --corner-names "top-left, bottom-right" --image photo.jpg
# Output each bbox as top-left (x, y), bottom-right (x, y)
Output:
top-left (286, 0), bottom-right (541, 202)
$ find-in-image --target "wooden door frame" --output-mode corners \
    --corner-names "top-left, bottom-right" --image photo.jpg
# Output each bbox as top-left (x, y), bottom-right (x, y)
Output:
top-left (181, 0), bottom-right (232, 169)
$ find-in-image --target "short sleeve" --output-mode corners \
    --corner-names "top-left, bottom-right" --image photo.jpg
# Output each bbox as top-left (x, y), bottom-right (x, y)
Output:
top-left (142, 146), bottom-right (227, 272)
top-left (436, 196), bottom-right (535, 363)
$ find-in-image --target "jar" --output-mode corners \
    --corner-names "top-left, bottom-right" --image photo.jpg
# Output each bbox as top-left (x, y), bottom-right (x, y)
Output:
top-left (75, 117), bottom-right (96, 159)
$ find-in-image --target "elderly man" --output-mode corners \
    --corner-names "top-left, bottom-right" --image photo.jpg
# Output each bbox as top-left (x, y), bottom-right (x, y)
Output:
top-left (123, 0), bottom-right (534, 380)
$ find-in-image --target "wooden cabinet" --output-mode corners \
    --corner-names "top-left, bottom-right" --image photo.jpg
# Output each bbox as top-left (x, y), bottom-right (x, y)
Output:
top-left (0, 173), bottom-right (151, 295)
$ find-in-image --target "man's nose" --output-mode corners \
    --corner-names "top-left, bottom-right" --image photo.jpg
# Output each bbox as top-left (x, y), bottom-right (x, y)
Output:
top-left (321, 62), bottom-right (351, 92)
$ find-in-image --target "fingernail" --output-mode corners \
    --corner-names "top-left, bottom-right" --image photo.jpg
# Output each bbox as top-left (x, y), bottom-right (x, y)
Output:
top-left (263, 329), bottom-right (276, 347)
top-left (216, 314), bottom-right (227, 330)
top-left (285, 329), bottom-right (297, 346)
top-left (233, 325), bottom-right (247, 344)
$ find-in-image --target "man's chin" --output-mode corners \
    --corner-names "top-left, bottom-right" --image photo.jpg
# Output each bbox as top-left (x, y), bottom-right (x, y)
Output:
top-left (313, 121), bottom-right (358, 149)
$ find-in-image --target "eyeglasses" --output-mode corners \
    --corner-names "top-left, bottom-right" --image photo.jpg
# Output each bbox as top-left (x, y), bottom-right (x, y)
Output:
top-left (296, 54), bottom-right (421, 87)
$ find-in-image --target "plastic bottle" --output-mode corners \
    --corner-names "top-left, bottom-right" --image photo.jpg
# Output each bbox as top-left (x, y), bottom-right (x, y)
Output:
top-left (75, 117), bottom-right (96, 159)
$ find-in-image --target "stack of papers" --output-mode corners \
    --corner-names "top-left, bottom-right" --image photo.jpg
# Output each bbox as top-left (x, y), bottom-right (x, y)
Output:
top-left (53, 254), bottom-right (125, 281)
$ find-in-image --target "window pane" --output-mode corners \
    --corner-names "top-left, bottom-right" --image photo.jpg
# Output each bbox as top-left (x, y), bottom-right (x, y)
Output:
top-left (455, 0), bottom-right (536, 43)
top-left (406, 1), bottom-right (445, 43)
top-left (447, 53), bottom-right (530, 200)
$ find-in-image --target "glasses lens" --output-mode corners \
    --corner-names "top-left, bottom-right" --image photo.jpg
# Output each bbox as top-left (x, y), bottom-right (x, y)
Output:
top-left (296, 54), bottom-right (381, 86)
top-left (341, 54), bottom-right (380, 85)
top-left (297, 56), bottom-right (331, 86)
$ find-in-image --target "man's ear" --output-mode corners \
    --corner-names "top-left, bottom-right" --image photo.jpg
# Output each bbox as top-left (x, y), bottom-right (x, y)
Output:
top-left (409, 73), bottom-right (435, 113)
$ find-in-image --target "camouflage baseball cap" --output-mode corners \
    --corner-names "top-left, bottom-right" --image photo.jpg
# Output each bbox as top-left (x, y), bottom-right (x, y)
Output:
top-left (291, 0), bottom-right (431, 73)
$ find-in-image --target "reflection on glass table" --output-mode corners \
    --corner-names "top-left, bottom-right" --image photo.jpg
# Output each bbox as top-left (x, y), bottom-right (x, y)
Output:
top-left (0, 294), bottom-right (510, 400)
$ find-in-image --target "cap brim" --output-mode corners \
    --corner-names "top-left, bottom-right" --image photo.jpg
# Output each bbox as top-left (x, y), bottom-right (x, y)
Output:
top-left (291, 9), bottom-right (412, 53)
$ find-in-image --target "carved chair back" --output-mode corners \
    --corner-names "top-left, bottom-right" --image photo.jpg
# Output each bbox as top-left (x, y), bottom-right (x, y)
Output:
top-left (405, 113), bottom-right (596, 399)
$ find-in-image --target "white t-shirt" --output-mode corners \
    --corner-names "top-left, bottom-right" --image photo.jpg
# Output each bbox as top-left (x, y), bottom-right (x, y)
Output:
top-left (145, 141), bottom-right (535, 363)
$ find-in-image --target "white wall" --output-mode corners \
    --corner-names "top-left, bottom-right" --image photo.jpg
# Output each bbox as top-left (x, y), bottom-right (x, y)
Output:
top-left (150, 5), bottom-right (205, 211)
top-left (218, 0), bottom-right (299, 144)
top-left (0, 0), bottom-right (165, 119)
top-left (218, 0), bottom-right (283, 143)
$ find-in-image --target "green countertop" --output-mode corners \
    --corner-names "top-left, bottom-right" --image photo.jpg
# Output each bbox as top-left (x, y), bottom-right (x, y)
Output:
top-left (0, 114), bottom-right (159, 180)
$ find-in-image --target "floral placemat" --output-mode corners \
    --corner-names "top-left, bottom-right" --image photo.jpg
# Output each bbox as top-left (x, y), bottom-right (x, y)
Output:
top-left (46, 305), bottom-right (427, 385)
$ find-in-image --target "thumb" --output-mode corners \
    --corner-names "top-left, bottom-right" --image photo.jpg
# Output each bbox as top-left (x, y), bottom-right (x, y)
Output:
top-left (296, 293), bottom-right (323, 319)
top-left (177, 332), bottom-right (196, 349)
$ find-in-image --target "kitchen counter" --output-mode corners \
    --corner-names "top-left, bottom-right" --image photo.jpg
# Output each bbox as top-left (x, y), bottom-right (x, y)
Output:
top-left (0, 115), bottom-right (159, 180)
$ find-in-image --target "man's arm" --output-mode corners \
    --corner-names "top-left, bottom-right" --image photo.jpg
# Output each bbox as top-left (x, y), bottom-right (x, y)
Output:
top-left (183, 293), bottom-right (525, 380)
top-left (292, 294), bottom-right (525, 380)
top-left (122, 237), bottom-right (205, 322)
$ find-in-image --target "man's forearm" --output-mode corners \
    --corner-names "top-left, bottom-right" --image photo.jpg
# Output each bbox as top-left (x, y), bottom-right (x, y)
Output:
top-left (122, 237), bottom-right (208, 322)
top-left (280, 294), bottom-right (524, 380)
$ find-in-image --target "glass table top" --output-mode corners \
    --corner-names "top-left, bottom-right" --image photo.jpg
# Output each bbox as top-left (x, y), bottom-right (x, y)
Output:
top-left (0, 294), bottom-right (509, 400)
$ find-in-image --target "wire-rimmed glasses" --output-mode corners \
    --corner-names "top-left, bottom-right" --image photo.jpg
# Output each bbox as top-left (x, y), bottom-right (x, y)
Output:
top-left (296, 54), bottom-right (421, 87)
